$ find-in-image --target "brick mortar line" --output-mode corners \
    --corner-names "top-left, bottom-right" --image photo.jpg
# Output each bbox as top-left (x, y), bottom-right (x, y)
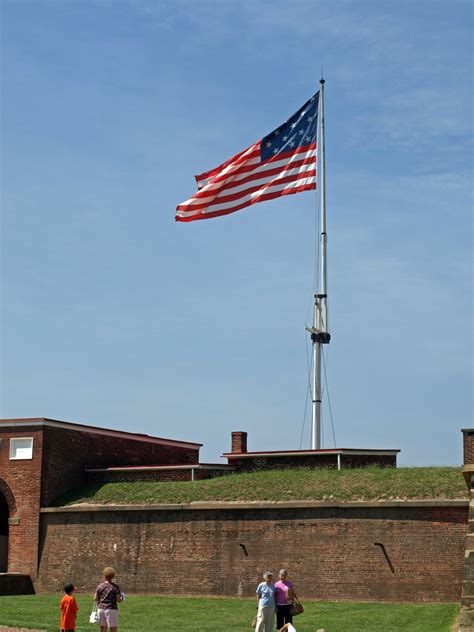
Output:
top-left (40, 498), bottom-right (470, 513)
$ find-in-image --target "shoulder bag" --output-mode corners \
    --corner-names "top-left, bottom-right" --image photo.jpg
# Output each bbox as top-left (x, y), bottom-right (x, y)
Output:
top-left (89, 602), bottom-right (100, 624)
top-left (290, 598), bottom-right (304, 616)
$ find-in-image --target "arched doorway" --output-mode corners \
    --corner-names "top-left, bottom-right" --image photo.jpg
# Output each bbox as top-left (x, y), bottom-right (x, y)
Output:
top-left (0, 491), bottom-right (8, 572)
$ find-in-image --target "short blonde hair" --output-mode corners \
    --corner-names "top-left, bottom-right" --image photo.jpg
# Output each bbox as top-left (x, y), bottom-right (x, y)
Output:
top-left (102, 566), bottom-right (116, 580)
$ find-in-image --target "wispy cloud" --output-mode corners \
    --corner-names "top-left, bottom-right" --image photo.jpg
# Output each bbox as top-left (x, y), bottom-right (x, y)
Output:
top-left (129, 1), bottom-right (472, 154)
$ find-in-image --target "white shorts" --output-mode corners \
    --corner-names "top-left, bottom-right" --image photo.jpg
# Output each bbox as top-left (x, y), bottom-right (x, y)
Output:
top-left (98, 608), bottom-right (118, 627)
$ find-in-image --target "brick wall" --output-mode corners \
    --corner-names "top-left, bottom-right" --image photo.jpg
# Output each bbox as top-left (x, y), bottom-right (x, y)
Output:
top-left (230, 454), bottom-right (338, 471)
top-left (87, 467), bottom-right (234, 484)
top-left (40, 426), bottom-right (200, 505)
top-left (463, 431), bottom-right (474, 465)
top-left (0, 427), bottom-right (43, 577)
top-left (36, 502), bottom-right (467, 602)
top-left (229, 453), bottom-right (396, 471)
top-left (0, 421), bottom-right (201, 578)
top-left (340, 454), bottom-right (396, 468)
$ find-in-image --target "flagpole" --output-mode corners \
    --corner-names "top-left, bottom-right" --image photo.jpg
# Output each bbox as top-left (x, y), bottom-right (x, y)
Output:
top-left (309, 78), bottom-right (330, 450)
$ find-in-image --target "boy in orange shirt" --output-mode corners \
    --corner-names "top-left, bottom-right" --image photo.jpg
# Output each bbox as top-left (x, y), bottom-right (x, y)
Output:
top-left (59, 583), bottom-right (78, 632)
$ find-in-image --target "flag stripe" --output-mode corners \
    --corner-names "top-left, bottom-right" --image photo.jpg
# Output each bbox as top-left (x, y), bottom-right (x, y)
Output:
top-left (195, 145), bottom-right (317, 192)
top-left (177, 176), bottom-right (316, 218)
top-left (178, 166), bottom-right (316, 211)
top-left (195, 143), bottom-right (260, 186)
top-left (176, 181), bottom-right (316, 222)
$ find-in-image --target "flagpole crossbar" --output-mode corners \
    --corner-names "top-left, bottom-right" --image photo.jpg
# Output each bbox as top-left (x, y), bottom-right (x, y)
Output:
top-left (305, 327), bottom-right (331, 343)
top-left (312, 332), bottom-right (331, 344)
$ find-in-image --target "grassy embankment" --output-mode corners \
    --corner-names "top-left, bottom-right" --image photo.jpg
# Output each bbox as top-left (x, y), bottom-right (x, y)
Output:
top-left (53, 466), bottom-right (467, 506)
top-left (0, 594), bottom-right (459, 632)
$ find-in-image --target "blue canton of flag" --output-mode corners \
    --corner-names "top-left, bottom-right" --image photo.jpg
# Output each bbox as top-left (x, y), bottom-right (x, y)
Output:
top-left (260, 92), bottom-right (319, 161)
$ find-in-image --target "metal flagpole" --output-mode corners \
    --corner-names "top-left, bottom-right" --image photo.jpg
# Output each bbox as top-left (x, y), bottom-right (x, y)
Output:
top-left (307, 78), bottom-right (330, 450)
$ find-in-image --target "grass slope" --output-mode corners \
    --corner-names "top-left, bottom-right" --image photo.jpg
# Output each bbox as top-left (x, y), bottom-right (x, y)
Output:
top-left (54, 467), bottom-right (467, 506)
top-left (0, 595), bottom-right (459, 632)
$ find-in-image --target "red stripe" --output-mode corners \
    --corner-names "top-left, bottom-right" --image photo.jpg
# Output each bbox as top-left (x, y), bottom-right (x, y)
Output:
top-left (183, 159), bottom-right (316, 206)
top-left (194, 142), bottom-right (260, 183)
top-left (190, 155), bottom-right (317, 202)
top-left (177, 169), bottom-right (316, 212)
top-left (195, 143), bottom-right (317, 188)
top-left (176, 182), bottom-right (316, 222)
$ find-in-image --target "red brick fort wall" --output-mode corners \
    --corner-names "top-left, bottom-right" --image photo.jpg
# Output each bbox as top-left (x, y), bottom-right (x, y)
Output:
top-left (36, 502), bottom-right (467, 602)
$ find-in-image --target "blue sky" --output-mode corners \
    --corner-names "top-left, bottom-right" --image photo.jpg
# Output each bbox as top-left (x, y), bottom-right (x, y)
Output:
top-left (1, 0), bottom-right (472, 465)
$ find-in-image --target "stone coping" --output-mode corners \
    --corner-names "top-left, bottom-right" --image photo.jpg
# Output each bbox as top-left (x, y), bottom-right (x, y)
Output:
top-left (41, 499), bottom-right (469, 513)
top-left (86, 463), bottom-right (236, 472)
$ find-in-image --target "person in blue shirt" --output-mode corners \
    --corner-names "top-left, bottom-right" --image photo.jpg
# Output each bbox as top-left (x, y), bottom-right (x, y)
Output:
top-left (255, 571), bottom-right (276, 632)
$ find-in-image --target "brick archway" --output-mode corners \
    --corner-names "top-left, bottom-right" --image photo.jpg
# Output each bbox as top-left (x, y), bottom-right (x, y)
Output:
top-left (0, 479), bottom-right (16, 515)
top-left (0, 479), bottom-right (16, 573)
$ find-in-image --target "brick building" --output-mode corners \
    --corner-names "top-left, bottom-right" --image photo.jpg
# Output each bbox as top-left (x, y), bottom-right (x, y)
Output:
top-left (224, 431), bottom-right (399, 470)
top-left (0, 418), bottom-right (201, 580)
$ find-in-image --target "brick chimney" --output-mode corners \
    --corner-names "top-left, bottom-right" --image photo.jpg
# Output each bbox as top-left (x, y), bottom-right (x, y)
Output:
top-left (231, 431), bottom-right (247, 454)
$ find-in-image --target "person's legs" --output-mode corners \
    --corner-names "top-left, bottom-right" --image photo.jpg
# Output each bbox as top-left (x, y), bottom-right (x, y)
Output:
top-left (276, 605), bottom-right (285, 629)
top-left (263, 605), bottom-right (275, 632)
top-left (283, 604), bottom-right (293, 625)
top-left (255, 606), bottom-right (266, 632)
top-left (105, 609), bottom-right (118, 632)
top-left (99, 608), bottom-right (108, 632)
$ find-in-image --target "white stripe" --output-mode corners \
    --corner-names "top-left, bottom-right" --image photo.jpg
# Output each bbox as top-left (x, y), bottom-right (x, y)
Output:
top-left (196, 148), bottom-right (317, 191)
top-left (181, 163), bottom-right (315, 208)
top-left (195, 143), bottom-right (259, 189)
top-left (176, 176), bottom-right (315, 218)
top-left (195, 147), bottom-right (317, 190)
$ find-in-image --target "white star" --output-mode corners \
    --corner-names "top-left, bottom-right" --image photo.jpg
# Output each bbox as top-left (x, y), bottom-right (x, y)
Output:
top-left (273, 148), bottom-right (278, 154)
top-left (299, 110), bottom-right (306, 117)
top-left (308, 115), bottom-right (314, 122)
top-left (291, 121), bottom-right (297, 129)
top-left (283, 135), bottom-right (289, 141)
top-left (266, 141), bottom-right (272, 148)
top-left (298, 129), bottom-right (304, 136)
top-left (304, 135), bottom-right (311, 142)
top-left (289, 139), bottom-right (296, 148)
top-left (274, 129), bottom-right (280, 136)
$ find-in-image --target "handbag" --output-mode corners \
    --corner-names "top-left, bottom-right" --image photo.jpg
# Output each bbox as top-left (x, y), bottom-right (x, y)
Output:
top-left (290, 598), bottom-right (304, 616)
top-left (89, 603), bottom-right (100, 624)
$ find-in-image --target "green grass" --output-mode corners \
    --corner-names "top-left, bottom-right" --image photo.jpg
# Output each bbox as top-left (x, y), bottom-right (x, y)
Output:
top-left (53, 467), bottom-right (467, 506)
top-left (0, 595), bottom-right (459, 632)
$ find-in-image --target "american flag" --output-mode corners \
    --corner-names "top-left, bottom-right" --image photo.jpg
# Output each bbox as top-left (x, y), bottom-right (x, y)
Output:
top-left (175, 92), bottom-right (319, 222)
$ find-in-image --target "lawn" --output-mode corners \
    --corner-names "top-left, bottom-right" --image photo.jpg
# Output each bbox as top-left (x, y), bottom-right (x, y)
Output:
top-left (53, 466), bottom-right (467, 506)
top-left (0, 595), bottom-right (459, 632)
